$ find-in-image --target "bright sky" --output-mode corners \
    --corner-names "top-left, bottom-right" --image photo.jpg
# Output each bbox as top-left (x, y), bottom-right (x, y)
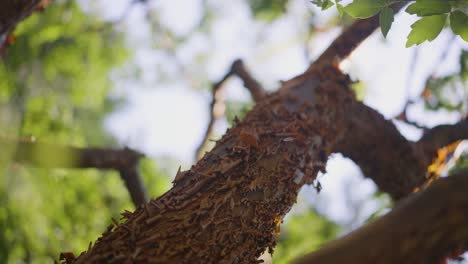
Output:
top-left (83, 0), bottom-right (468, 229)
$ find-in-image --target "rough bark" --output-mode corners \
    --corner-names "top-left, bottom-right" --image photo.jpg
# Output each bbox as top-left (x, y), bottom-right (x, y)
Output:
top-left (70, 65), bottom-right (356, 263)
top-left (294, 168), bottom-right (468, 264)
top-left (69, 67), bottom-right (468, 262)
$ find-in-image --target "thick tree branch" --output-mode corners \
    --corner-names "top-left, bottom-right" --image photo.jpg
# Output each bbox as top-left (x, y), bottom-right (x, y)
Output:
top-left (195, 59), bottom-right (266, 160)
top-left (1, 137), bottom-right (148, 206)
top-left (333, 102), bottom-right (430, 199)
top-left (47, 1), bottom-right (460, 261)
top-left (69, 65), bottom-right (356, 264)
top-left (334, 103), bottom-right (468, 200)
top-left (294, 169), bottom-right (468, 264)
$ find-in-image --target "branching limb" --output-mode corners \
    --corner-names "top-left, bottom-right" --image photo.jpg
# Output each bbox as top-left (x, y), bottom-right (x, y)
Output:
top-left (311, 2), bottom-right (406, 67)
top-left (294, 168), bottom-right (468, 264)
top-left (0, 137), bottom-right (148, 207)
top-left (195, 59), bottom-right (266, 160)
top-left (333, 101), bottom-right (429, 199)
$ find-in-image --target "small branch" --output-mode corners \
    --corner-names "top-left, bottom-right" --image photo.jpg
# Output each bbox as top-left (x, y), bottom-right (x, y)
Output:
top-left (0, 137), bottom-right (148, 207)
top-left (311, 2), bottom-right (406, 68)
top-left (195, 59), bottom-right (266, 160)
top-left (294, 168), bottom-right (468, 264)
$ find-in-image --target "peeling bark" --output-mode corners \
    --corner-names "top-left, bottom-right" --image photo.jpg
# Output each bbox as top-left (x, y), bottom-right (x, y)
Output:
top-left (69, 68), bottom-right (466, 263)
top-left (71, 66), bottom-right (356, 263)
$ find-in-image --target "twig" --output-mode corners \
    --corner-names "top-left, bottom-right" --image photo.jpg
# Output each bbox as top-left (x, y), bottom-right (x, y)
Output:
top-left (195, 59), bottom-right (266, 160)
top-left (0, 136), bottom-right (148, 207)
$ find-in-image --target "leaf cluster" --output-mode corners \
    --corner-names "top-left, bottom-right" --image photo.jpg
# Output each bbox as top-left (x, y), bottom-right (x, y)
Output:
top-left (311, 0), bottom-right (468, 46)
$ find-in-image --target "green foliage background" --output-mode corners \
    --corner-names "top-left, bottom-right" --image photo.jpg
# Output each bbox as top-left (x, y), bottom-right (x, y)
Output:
top-left (0, 2), bottom-right (170, 263)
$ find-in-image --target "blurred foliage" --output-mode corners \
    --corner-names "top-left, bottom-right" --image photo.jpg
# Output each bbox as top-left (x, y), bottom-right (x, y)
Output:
top-left (0, 1), bottom-right (170, 263)
top-left (249, 0), bottom-right (289, 21)
top-left (313, 0), bottom-right (468, 45)
top-left (424, 50), bottom-right (468, 114)
top-left (272, 209), bottom-right (339, 263)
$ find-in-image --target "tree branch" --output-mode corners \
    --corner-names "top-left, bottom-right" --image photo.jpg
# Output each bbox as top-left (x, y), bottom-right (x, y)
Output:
top-left (333, 101), bottom-right (430, 199)
top-left (195, 59), bottom-right (266, 160)
top-left (294, 168), bottom-right (468, 264)
top-left (311, 2), bottom-right (406, 67)
top-left (1, 137), bottom-right (148, 207)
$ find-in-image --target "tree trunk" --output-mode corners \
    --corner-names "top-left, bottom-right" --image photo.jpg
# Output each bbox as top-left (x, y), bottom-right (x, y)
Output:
top-left (72, 66), bottom-right (357, 263)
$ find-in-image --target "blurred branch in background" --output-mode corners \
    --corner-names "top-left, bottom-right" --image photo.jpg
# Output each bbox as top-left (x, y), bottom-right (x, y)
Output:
top-left (195, 59), bottom-right (266, 160)
top-left (0, 137), bottom-right (148, 207)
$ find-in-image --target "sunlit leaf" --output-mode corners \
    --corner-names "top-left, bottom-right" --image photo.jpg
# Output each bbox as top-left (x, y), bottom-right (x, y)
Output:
top-left (343, 0), bottom-right (393, 18)
top-left (379, 7), bottom-right (394, 38)
top-left (405, 0), bottom-right (451, 16)
top-left (450, 11), bottom-right (468, 41)
top-left (406, 15), bottom-right (447, 47)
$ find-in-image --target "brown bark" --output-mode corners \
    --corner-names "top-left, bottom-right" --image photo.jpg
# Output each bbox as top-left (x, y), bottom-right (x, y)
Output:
top-left (65, 4), bottom-right (468, 262)
top-left (294, 168), bottom-right (468, 264)
top-left (1, 137), bottom-right (148, 206)
top-left (71, 65), bottom-right (355, 263)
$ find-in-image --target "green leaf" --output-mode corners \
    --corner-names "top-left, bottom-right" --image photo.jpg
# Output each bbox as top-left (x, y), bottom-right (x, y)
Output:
top-left (311, 0), bottom-right (334, 10)
top-left (336, 3), bottom-right (344, 17)
top-left (322, 0), bottom-right (334, 10)
top-left (379, 7), bottom-right (394, 38)
top-left (406, 15), bottom-right (447, 47)
top-left (406, 0), bottom-right (451, 16)
top-left (450, 11), bottom-right (468, 41)
top-left (343, 0), bottom-right (393, 18)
